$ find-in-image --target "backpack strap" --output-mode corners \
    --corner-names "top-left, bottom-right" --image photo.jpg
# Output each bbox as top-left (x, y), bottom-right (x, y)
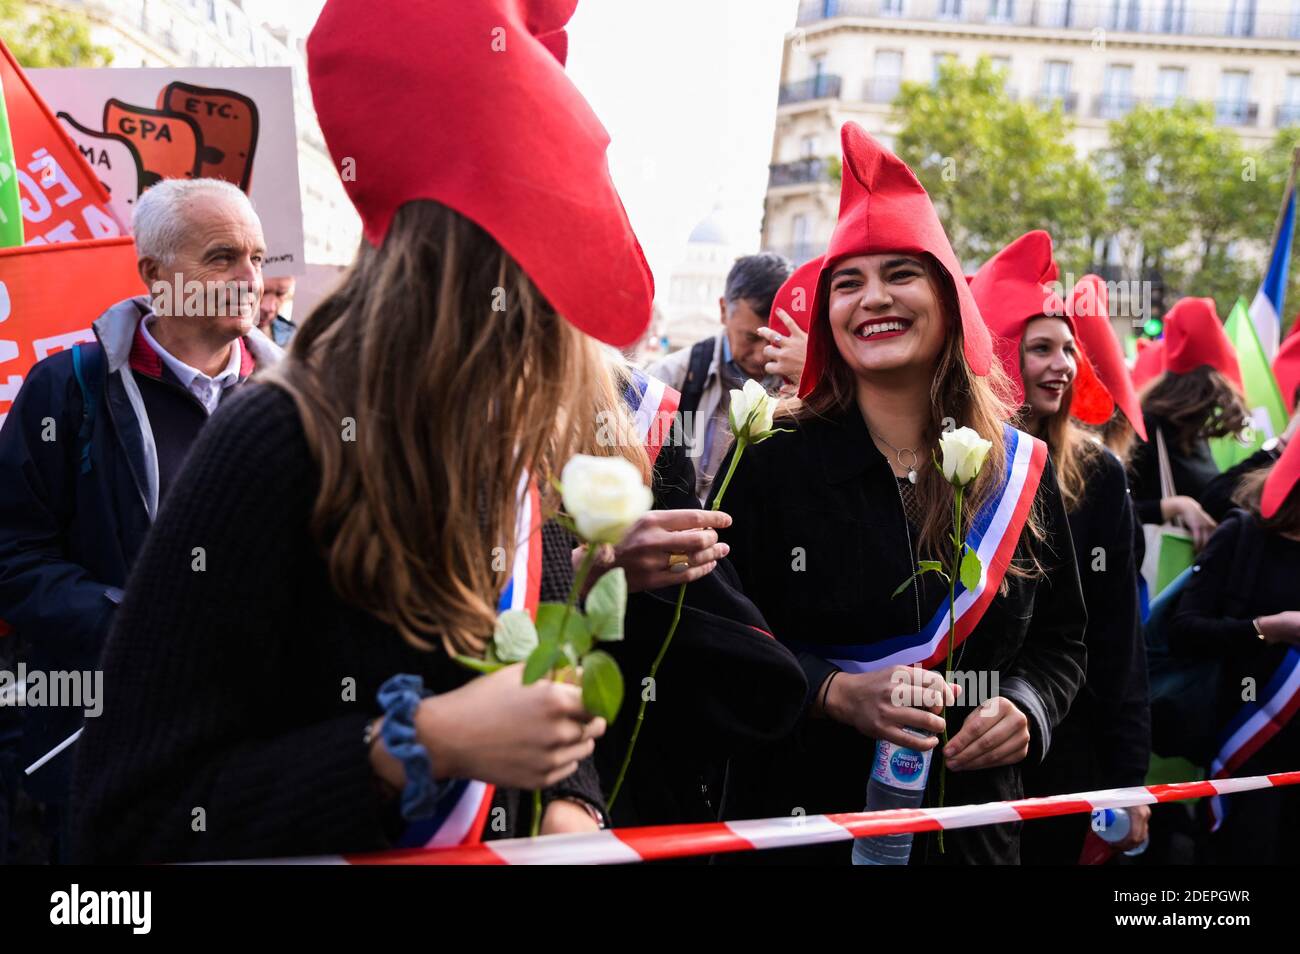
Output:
top-left (676, 337), bottom-right (716, 419)
top-left (70, 343), bottom-right (103, 476)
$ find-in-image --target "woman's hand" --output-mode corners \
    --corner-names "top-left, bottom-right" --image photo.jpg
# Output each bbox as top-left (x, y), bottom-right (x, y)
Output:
top-left (540, 799), bottom-right (602, 835)
top-left (1114, 804), bottom-right (1151, 852)
top-left (1256, 610), bottom-right (1300, 647)
top-left (414, 664), bottom-right (605, 790)
top-left (576, 508), bottom-right (732, 594)
top-left (944, 696), bottom-right (1030, 771)
top-left (1161, 494), bottom-right (1217, 549)
top-left (756, 312), bottom-right (808, 397)
top-left (822, 665), bottom-right (959, 748)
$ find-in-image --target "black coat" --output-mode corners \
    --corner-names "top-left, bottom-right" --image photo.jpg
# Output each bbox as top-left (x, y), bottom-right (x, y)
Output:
top-left (593, 436), bottom-right (808, 831)
top-left (708, 401), bottom-right (1087, 864)
top-left (70, 384), bottom-right (602, 863)
top-left (1129, 411), bottom-right (1221, 525)
top-left (1021, 445), bottom-right (1150, 864)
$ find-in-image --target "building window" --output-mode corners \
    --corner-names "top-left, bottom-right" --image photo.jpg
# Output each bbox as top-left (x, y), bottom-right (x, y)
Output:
top-left (1154, 66), bottom-right (1186, 106)
top-left (872, 49), bottom-right (904, 102)
top-left (801, 135), bottom-right (819, 158)
top-left (792, 214), bottom-right (811, 261)
top-left (1157, 0), bottom-right (1187, 32)
top-left (988, 0), bottom-right (1014, 21)
top-left (1280, 74), bottom-right (1300, 126)
top-left (938, 0), bottom-right (964, 20)
top-left (1226, 0), bottom-right (1256, 36)
top-left (881, 0), bottom-right (905, 14)
top-left (1106, 0), bottom-right (1141, 30)
top-left (1216, 70), bottom-right (1251, 124)
top-left (1099, 64), bottom-right (1134, 117)
top-left (1039, 0), bottom-right (1076, 27)
top-left (1041, 60), bottom-right (1072, 98)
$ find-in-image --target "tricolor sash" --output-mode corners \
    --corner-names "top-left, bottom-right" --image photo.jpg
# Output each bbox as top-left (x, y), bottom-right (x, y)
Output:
top-left (621, 367), bottom-right (680, 466)
top-left (1208, 647), bottom-right (1300, 830)
top-left (398, 475), bottom-right (544, 848)
top-left (804, 423), bottom-right (1048, 674)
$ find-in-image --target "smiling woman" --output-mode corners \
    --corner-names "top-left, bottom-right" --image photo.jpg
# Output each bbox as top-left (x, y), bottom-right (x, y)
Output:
top-left (709, 123), bottom-right (1086, 866)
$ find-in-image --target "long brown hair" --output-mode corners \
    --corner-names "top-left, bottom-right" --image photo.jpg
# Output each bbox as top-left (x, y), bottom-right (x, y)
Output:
top-left (788, 256), bottom-right (1041, 576)
top-left (263, 201), bottom-right (607, 657)
top-left (1139, 366), bottom-right (1250, 456)
top-left (1233, 467), bottom-right (1300, 538)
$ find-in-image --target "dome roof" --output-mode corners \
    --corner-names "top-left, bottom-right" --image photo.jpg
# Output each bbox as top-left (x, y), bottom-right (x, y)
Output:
top-left (688, 209), bottom-right (730, 246)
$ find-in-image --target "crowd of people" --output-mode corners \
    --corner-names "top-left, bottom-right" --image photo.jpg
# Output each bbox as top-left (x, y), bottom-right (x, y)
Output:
top-left (1, 0), bottom-right (1299, 866)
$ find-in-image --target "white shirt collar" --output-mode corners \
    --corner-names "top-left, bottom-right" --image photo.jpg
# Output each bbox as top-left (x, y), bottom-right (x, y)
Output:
top-left (140, 318), bottom-right (243, 415)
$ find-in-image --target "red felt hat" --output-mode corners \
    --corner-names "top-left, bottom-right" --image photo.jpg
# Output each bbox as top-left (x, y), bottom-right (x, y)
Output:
top-left (1132, 337), bottom-right (1166, 392)
top-left (1261, 433), bottom-right (1300, 518)
top-left (797, 123), bottom-right (992, 399)
top-left (1162, 297), bottom-right (1242, 390)
top-left (306, 0), bottom-right (652, 347)
top-left (770, 257), bottom-right (821, 336)
top-left (1274, 331), bottom-right (1300, 413)
top-left (1069, 275), bottom-right (1148, 441)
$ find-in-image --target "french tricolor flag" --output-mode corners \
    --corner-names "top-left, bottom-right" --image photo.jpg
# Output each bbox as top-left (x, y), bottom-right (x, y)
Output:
top-left (1249, 152), bottom-right (1298, 361)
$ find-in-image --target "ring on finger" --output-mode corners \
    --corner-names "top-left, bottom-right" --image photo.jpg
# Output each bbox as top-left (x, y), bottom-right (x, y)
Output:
top-left (667, 552), bottom-right (690, 572)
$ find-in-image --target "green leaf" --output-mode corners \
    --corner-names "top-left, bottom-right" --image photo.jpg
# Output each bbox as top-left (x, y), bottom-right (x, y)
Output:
top-left (960, 545), bottom-right (983, 591)
top-left (751, 426), bottom-right (795, 444)
top-left (453, 654), bottom-right (506, 675)
top-left (891, 571), bottom-right (919, 599)
top-left (522, 641), bottom-right (562, 684)
top-left (918, 559), bottom-right (945, 573)
top-left (491, 610), bottom-right (538, 662)
top-left (585, 567), bottom-right (627, 642)
top-left (535, 603), bottom-right (591, 655)
top-left (580, 650), bottom-right (624, 722)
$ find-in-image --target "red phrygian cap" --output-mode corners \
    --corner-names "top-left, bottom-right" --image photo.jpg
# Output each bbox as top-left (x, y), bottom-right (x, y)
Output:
top-left (306, 0), bottom-right (653, 347)
top-left (1162, 297), bottom-right (1242, 390)
top-left (1069, 274), bottom-right (1148, 441)
top-left (967, 231), bottom-right (1108, 423)
top-left (1132, 337), bottom-right (1166, 392)
top-left (1262, 433), bottom-right (1300, 518)
top-left (798, 123), bottom-right (993, 399)
top-left (770, 257), bottom-right (821, 335)
top-left (1273, 330), bottom-right (1300, 413)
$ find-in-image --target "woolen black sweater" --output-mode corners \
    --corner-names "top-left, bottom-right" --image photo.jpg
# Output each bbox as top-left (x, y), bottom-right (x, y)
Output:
top-left (70, 383), bottom-right (602, 863)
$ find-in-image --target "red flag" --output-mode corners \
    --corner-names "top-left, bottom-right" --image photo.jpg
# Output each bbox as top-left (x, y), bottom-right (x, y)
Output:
top-left (0, 236), bottom-right (143, 427)
top-left (0, 39), bottom-right (123, 244)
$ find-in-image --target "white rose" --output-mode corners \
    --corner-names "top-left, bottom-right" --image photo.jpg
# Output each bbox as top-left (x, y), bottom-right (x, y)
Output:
top-left (728, 378), bottom-right (778, 443)
top-left (560, 454), bottom-right (654, 545)
top-left (938, 427), bottom-right (993, 487)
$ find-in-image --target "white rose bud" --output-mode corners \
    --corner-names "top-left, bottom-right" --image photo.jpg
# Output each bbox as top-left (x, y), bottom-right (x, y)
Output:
top-left (729, 378), bottom-right (778, 443)
top-left (560, 454), bottom-right (654, 545)
top-left (938, 426), bottom-right (993, 487)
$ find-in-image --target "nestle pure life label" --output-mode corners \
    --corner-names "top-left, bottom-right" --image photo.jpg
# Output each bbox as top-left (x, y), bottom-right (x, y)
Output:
top-left (870, 733), bottom-right (933, 792)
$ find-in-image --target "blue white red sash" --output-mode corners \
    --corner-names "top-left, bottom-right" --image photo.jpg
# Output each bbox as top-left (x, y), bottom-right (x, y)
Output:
top-left (621, 367), bottom-right (680, 466)
top-left (400, 475), bottom-right (544, 848)
top-left (806, 424), bottom-right (1048, 673)
top-left (1208, 647), bottom-right (1300, 830)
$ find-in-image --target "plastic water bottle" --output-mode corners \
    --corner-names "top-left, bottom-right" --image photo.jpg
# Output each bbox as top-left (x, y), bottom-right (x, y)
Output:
top-left (1092, 808), bottom-right (1149, 857)
top-left (851, 727), bottom-right (934, 865)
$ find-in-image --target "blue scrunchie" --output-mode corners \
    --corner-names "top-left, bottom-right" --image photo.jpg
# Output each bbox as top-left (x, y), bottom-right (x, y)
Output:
top-left (377, 674), bottom-right (440, 821)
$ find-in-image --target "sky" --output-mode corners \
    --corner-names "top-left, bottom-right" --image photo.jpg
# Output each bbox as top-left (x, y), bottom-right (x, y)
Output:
top-left (247, 0), bottom-right (800, 286)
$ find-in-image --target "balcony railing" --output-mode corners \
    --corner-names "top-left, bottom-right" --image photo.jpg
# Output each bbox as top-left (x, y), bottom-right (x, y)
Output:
top-left (1214, 99), bottom-right (1259, 126)
top-left (1277, 103), bottom-right (1300, 127)
top-left (1035, 90), bottom-right (1079, 112)
top-left (1094, 92), bottom-right (1138, 118)
top-left (769, 157), bottom-right (836, 188)
top-left (778, 74), bottom-right (843, 105)
top-left (796, 0), bottom-right (1300, 40)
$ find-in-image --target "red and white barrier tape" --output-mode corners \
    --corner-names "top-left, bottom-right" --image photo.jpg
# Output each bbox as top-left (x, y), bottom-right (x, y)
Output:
top-left (232, 770), bottom-right (1300, 865)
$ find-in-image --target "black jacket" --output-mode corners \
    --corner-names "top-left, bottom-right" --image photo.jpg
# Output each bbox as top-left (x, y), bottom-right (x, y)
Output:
top-left (708, 401), bottom-right (1087, 864)
top-left (70, 384), bottom-right (601, 863)
top-left (1021, 445), bottom-right (1150, 864)
top-left (0, 297), bottom-right (280, 801)
top-left (1129, 411), bottom-right (1221, 525)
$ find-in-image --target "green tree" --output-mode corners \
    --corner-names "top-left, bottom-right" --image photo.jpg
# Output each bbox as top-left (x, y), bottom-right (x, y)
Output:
top-left (1097, 102), bottom-right (1272, 317)
top-left (1, 0), bottom-right (113, 68)
top-left (892, 57), bottom-right (1105, 277)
